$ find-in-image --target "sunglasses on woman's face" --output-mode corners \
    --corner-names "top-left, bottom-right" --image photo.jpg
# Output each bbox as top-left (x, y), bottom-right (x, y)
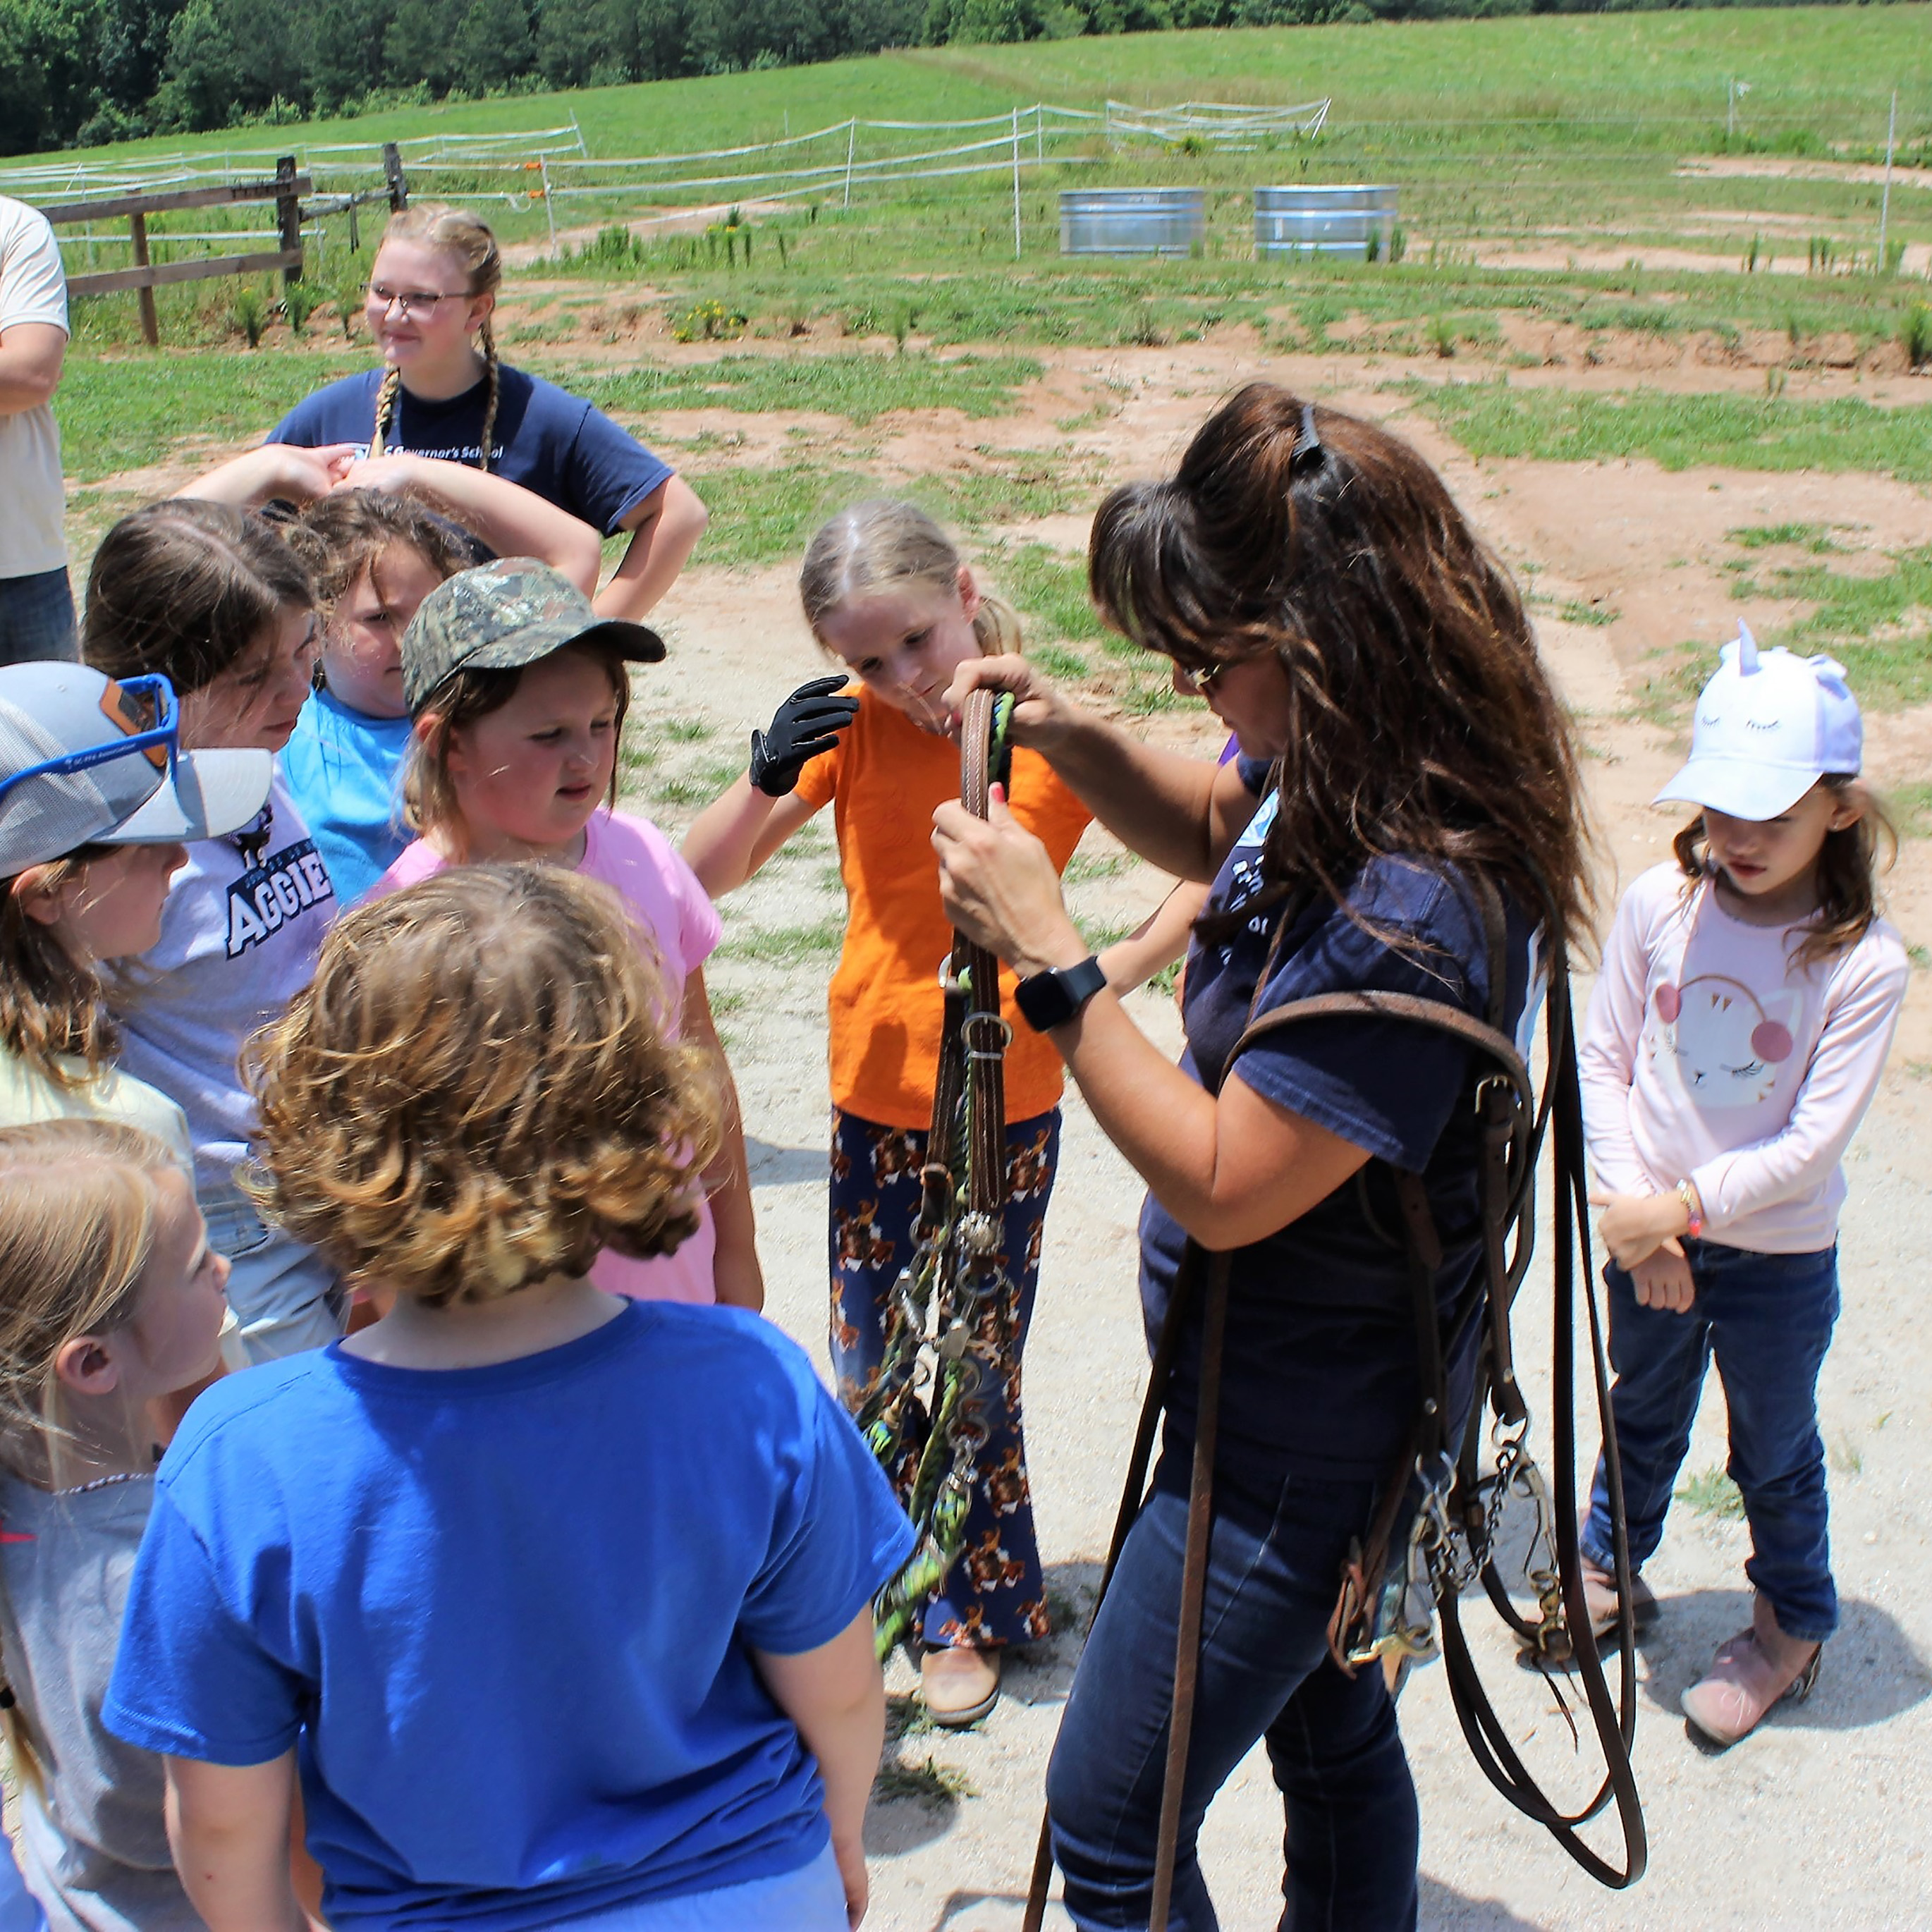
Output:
top-left (0, 674), bottom-right (178, 807)
top-left (1173, 660), bottom-right (1230, 699)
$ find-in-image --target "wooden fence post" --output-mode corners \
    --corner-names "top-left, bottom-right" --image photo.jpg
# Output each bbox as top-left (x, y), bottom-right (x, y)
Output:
top-left (128, 209), bottom-right (159, 346)
top-left (276, 155), bottom-right (302, 287)
top-left (384, 143), bottom-right (408, 212)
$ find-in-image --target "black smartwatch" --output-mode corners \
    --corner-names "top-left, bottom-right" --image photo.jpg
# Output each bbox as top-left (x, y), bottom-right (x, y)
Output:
top-left (1014, 955), bottom-right (1108, 1033)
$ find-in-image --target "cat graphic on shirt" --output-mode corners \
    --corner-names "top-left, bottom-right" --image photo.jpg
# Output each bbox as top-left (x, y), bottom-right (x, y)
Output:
top-left (1649, 972), bottom-right (1801, 1109)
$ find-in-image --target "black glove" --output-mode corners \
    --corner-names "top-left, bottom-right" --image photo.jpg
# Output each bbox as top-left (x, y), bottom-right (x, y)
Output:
top-left (749, 674), bottom-right (860, 797)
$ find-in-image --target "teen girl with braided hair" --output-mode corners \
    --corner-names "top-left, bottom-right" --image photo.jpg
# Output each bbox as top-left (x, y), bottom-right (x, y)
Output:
top-left (933, 385), bottom-right (1593, 1929)
top-left (267, 203), bottom-right (707, 623)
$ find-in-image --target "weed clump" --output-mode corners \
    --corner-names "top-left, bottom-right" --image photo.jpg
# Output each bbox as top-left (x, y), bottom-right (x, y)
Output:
top-left (577, 225), bottom-right (645, 272)
top-left (1902, 304), bottom-right (1932, 371)
top-left (671, 298), bottom-right (746, 345)
top-left (281, 282), bottom-right (322, 334)
top-left (228, 284), bottom-right (267, 348)
top-left (1675, 1467), bottom-right (1746, 1520)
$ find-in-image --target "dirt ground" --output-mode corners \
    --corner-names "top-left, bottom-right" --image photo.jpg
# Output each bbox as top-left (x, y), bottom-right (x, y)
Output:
top-left (64, 324), bottom-right (1929, 1926)
top-left (630, 340), bottom-right (1932, 1930)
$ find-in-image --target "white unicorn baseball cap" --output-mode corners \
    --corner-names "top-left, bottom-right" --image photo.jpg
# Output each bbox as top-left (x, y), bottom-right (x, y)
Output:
top-left (0, 662), bottom-right (273, 878)
top-left (1654, 623), bottom-right (1861, 822)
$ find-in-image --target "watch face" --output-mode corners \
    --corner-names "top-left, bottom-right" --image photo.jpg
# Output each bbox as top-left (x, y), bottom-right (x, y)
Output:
top-left (1017, 956), bottom-right (1104, 1032)
top-left (1015, 970), bottom-right (1072, 1034)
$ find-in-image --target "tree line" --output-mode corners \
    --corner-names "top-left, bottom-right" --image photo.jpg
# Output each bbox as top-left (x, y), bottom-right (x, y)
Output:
top-left (0, 0), bottom-right (1873, 154)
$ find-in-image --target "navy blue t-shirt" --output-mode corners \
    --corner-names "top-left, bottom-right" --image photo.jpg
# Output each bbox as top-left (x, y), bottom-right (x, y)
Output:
top-left (103, 1301), bottom-right (914, 1931)
top-left (1139, 761), bottom-right (1541, 1484)
top-left (270, 365), bottom-right (674, 536)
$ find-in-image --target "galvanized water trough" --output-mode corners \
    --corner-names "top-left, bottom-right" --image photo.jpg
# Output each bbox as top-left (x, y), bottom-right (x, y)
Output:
top-left (1254, 184), bottom-right (1399, 259)
top-left (1060, 188), bottom-right (1206, 257)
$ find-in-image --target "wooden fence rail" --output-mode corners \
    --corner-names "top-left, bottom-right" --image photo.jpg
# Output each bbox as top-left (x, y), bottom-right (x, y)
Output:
top-left (35, 143), bottom-right (409, 346)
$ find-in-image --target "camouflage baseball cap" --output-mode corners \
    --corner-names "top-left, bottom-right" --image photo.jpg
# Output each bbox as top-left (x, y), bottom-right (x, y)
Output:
top-left (401, 558), bottom-right (666, 714)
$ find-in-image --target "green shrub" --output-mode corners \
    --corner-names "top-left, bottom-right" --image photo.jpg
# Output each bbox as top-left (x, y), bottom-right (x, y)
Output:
top-left (228, 285), bottom-right (267, 349)
top-left (576, 225), bottom-right (643, 271)
top-left (1903, 304), bottom-right (1932, 369)
top-left (281, 282), bottom-right (323, 334)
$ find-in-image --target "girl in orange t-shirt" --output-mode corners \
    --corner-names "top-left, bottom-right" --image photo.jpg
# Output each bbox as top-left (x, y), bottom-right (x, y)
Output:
top-left (685, 500), bottom-right (1098, 1726)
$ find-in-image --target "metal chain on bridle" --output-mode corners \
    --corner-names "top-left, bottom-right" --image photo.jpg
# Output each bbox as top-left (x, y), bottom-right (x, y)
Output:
top-left (856, 688), bottom-right (1018, 1659)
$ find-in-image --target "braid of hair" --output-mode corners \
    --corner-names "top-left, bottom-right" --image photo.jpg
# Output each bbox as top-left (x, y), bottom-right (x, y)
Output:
top-left (477, 319), bottom-right (499, 475)
top-left (370, 367), bottom-right (402, 461)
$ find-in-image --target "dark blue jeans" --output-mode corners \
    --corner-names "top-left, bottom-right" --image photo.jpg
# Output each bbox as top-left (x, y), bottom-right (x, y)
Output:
top-left (0, 568), bottom-right (78, 665)
top-left (1583, 1240), bottom-right (1840, 1643)
top-left (1046, 1453), bottom-right (1419, 1932)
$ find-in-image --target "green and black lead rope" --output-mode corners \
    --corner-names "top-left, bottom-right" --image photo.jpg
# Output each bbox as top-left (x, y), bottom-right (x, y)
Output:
top-left (859, 690), bottom-right (1016, 1661)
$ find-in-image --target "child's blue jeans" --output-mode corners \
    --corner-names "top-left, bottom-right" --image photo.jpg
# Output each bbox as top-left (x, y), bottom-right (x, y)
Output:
top-left (1582, 1239), bottom-right (1840, 1644)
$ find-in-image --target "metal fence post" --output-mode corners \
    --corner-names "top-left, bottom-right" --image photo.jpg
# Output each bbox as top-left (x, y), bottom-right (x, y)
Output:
top-left (1878, 87), bottom-right (1897, 272)
top-left (540, 157), bottom-right (558, 258)
top-left (276, 154), bottom-right (302, 286)
top-left (1012, 107), bottom-right (1022, 260)
top-left (844, 119), bottom-right (856, 209)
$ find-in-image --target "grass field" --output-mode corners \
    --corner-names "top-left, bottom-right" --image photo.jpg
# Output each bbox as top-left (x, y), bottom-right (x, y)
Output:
top-left (26, 8), bottom-right (1927, 378)
top-left (16, 7), bottom-right (1927, 171)
top-left (23, 8), bottom-right (1932, 719)
top-left (20, 9), bottom-right (1931, 283)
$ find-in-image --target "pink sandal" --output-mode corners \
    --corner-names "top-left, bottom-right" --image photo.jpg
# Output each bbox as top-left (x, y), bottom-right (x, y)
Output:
top-left (1680, 1595), bottom-right (1821, 1748)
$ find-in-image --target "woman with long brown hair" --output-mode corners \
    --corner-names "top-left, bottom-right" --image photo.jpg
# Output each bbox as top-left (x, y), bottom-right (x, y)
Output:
top-left (932, 383), bottom-right (1592, 1928)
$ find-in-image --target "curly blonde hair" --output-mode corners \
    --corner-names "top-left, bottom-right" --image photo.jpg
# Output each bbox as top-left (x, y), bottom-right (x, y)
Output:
top-left (244, 865), bottom-right (720, 1307)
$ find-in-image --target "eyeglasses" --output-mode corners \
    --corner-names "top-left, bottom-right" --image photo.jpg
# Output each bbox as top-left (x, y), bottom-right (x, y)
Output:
top-left (1174, 660), bottom-right (1229, 699)
top-left (365, 283), bottom-right (469, 317)
top-left (0, 674), bottom-right (178, 808)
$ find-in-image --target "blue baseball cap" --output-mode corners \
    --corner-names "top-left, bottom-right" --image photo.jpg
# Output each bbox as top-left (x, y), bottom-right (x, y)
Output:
top-left (0, 662), bottom-right (272, 877)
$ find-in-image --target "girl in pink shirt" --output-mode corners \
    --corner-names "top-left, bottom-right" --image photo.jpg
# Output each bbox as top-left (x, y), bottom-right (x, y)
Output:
top-left (371, 558), bottom-right (761, 1309)
top-left (1579, 628), bottom-right (1907, 1748)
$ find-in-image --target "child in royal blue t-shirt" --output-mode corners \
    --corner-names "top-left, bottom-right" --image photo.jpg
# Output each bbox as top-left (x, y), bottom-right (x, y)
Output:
top-left (103, 864), bottom-right (912, 1932)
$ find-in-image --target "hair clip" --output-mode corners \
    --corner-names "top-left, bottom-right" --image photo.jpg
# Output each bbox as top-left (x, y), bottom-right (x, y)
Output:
top-left (1292, 402), bottom-right (1324, 475)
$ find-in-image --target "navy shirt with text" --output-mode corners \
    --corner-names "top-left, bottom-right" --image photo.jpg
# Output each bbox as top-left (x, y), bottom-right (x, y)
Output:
top-left (271, 365), bottom-right (673, 536)
top-left (1139, 759), bottom-right (1541, 1482)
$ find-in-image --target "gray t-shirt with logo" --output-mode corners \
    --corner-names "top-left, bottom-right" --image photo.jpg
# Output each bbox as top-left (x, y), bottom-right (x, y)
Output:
top-left (112, 766), bottom-right (337, 1196)
top-left (0, 1475), bottom-right (200, 1931)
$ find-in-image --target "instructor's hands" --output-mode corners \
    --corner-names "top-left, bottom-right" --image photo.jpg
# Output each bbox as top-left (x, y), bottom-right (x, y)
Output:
top-left (933, 784), bottom-right (1087, 980)
top-left (941, 654), bottom-right (1080, 751)
top-left (750, 675), bottom-right (860, 797)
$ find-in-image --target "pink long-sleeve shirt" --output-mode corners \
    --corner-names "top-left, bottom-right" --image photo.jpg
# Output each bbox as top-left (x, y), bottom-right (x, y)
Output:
top-left (1579, 863), bottom-right (1909, 1254)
